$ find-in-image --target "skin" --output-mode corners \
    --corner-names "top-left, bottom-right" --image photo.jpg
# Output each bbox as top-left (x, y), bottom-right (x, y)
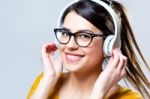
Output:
top-left (31, 11), bottom-right (127, 99)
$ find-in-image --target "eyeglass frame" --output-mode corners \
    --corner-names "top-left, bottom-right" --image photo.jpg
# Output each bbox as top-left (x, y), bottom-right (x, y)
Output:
top-left (54, 28), bottom-right (107, 47)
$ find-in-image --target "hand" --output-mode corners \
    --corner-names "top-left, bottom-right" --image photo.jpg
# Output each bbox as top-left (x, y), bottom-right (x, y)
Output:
top-left (41, 42), bottom-right (63, 82)
top-left (30, 42), bottom-right (63, 99)
top-left (90, 48), bottom-right (127, 99)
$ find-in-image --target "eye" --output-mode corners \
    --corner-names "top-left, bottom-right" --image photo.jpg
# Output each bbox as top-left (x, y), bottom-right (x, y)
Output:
top-left (79, 33), bottom-right (91, 39)
top-left (61, 30), bottom-right (70, 37)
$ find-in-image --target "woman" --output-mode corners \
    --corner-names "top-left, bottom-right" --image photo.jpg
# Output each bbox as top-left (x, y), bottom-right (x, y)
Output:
top-left (27, 0), bottom-right (150, 99)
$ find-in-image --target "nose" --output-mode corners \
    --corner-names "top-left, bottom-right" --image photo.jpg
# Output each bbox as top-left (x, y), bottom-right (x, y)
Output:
top-left (66, 36), bottom-right (78, 49)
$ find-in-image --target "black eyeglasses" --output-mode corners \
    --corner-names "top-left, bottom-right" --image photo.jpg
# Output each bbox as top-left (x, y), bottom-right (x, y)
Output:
top-left (54, 28), bottom-right (106, 47)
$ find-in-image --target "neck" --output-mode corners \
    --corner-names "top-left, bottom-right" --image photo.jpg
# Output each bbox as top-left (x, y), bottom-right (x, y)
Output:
top-left (67, 66), bottom-right (102, 92)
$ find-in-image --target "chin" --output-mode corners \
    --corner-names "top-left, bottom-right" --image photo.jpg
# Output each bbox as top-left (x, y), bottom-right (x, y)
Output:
top-left (63, 61), bottom-right (85, 72)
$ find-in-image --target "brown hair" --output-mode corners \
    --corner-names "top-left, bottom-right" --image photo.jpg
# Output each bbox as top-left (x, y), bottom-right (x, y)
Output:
top-left (113, 1), bottom-right (150, 98)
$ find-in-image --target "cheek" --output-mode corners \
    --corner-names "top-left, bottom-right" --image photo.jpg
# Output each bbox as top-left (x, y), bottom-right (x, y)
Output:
top-left (88, 40), bottom-right (104, 56)
top-left (88, 46), bottom-right (103, 60)
top-left (85, 41), bottom-right (104, 64)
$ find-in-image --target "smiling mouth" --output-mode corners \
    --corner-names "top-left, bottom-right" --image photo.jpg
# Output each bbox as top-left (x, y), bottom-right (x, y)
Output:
top-left (65, 53), bottom-right (84, 62)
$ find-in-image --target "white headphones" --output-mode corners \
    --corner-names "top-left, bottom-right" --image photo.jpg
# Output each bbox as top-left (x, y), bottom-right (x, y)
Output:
top-left (55, 0), bottom-right (121, 57)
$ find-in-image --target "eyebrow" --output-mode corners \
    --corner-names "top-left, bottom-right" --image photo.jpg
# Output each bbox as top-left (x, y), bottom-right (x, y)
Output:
top-left (62, 27), bottom-right (98, 34)
top-left (62, 27), bottom-right (71, 32)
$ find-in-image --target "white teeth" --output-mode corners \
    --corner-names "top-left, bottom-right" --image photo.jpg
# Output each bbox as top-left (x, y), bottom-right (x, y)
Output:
top-left (66, 54), bottom-right (81, 62)
top-left (67, 54), bottom-right (79, 59)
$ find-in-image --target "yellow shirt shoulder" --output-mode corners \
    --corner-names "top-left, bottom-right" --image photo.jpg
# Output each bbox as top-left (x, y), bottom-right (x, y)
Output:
top-left (107, 87), bottom-right (142, 99)
top-left (27, 73), bottom-right (43, 99)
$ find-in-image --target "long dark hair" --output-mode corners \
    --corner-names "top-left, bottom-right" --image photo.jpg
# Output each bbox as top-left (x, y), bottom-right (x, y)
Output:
top-left (60, 0), bottom-right (150, 98)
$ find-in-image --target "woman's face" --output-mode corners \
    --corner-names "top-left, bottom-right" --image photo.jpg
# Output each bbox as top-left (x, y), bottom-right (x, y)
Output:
top-left (60, 11), bottom-right (104, 73)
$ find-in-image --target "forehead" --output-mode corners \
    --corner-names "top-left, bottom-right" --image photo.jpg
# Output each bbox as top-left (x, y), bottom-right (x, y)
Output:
top-left (63, 11), bottom-right (101, 33)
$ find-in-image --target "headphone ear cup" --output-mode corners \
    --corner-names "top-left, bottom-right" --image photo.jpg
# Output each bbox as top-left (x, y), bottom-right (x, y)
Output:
top-left (103, 35), bottom-right (114, 56)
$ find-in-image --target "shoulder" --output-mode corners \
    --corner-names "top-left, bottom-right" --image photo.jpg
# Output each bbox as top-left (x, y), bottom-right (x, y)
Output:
top-left (108, 87), bottom-right (143, 99)
top-left (27, 73), bottom-right (43, 99)
top-left (27, 72), bottom-right (65, 99)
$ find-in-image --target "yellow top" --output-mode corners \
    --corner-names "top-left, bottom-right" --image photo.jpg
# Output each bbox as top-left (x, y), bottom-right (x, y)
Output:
top-left (27, 73), bottom-right (143, 99)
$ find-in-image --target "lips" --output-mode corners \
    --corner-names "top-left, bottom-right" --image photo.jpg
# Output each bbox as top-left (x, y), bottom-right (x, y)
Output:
top-left (65, 53), bottom-right (84, 62)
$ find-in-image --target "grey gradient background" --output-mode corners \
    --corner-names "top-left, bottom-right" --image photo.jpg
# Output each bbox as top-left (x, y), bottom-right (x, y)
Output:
top-left (0, 0), bottom-right (149, 99)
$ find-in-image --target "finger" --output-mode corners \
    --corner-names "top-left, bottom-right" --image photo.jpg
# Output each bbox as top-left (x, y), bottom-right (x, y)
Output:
top-left (108, 49), bottom-right (120, 70)
top-left (112, 54), bottom-right (127, 81)
top-left (42, 54), bottom-right (54, 75)
top-left (48, 50), bottom-right (62, 73)
top-left (54, 56), bottom-right (63, 71)
top-left (120, 57), bottom-right (127, 78)
top-left (54, 56), bottom-right (63, 77)
top-left (41, 43), bottom-right (57, 75)
top-left (120, 67), bottom-right (126, 78)
top-left (116, 54), bottom-right (127, 72)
